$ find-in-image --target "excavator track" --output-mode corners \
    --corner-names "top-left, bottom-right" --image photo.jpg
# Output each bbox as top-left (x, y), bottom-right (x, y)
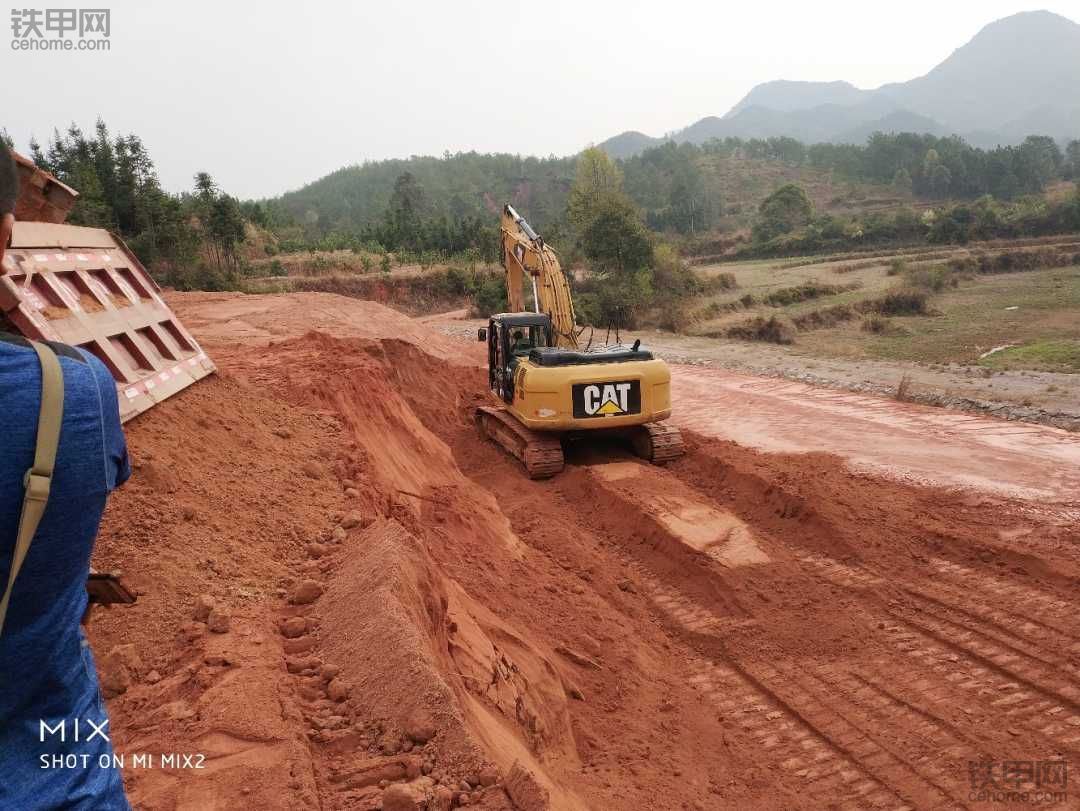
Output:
top-left (476, 406), bottom-right (565, 479)
top-left (630, 422), bottom-right (685, 465)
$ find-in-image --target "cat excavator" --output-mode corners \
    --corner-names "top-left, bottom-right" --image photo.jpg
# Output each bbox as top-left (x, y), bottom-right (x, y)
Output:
top-left (475, 204), bottom-right (684, 478)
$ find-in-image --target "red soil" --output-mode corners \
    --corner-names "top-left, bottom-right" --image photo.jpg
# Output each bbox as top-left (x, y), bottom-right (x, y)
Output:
top-left (86, 291), bottom-right (1080, 811)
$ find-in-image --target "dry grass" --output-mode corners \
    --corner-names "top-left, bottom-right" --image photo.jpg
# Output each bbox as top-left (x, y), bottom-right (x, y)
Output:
top-left (895, 374), bottom-right (913, 402)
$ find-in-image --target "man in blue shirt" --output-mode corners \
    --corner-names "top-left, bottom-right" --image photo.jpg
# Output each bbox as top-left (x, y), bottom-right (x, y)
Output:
top-left (0, 143), bottom-right (132, 809)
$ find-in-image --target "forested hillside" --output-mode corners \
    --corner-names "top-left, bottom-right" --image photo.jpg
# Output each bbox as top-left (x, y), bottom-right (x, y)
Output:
top-left (7, 121), bottom-right (248, 290)
top-left (11, 120), bottom-right (1080, 293)
top-left (265, 132), bottom-right (1080, 243)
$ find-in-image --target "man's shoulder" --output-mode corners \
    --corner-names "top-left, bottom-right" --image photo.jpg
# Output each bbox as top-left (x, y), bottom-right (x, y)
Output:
top-left (0, 332), bottom-right (118, 401)
top-left (0, 332), bottom-right (88, 365)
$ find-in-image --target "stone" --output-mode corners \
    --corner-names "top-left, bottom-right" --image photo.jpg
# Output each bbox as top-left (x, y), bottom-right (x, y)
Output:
top-left (340, 512), bottom-right (364, 530)
top-left (382, 780), bottom-right (432, 811)
top-left (281, 617), bottom-right (308, 639)
top-left (286, 657), bottom-right (320, 675)
top-left (320, 664), bottom-right (341, 682)
top-left (291, 580), bottom-right (324, 605)
top-left (307, 543), bottom-right (328, 559)
top-left (433, 785), bottom-right (454, 811)
top-left (301, 461), bottom-right (325, 479)
top-left (283, 636), bottom-right (317, 654)
top-left (331, 526), bottom-right (347, 543)
top-left (180, 621), bottom-right (205, 642)
top-left (404, 709), bottom-right (437, 743)
top-left (109, 643), bottom-right (145, 679)
top-left (478, 767), bottom-right (499, 787)
top-left (207, 606), bottom-right (231, 633)
top-left (193, 593), bottom-right (215, 622)
top-left (503, 762), bottom-right (549, 811)
top-left (145, 669), bottom-right (162, 685)
top-left (99, 650), bottom-right (133, 697)
top-left (273, 428), bottom-right (292, 439)
top-left (327, 679), bottom-right (351, 702)
top-left (344, 488), bottom-right (360, 499)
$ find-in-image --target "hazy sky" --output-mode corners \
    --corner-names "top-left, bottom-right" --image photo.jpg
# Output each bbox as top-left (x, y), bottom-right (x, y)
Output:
top-left (5, 1), bottom-right (1077, 199)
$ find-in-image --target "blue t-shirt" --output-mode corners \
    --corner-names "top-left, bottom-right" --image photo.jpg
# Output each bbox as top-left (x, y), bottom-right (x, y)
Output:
top-left (0, 334), bottom-right (131, 810)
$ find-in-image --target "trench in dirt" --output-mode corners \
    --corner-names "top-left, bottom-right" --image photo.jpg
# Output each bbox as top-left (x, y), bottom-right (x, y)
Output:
top-left (91, 312), bottom-right (1080, 811)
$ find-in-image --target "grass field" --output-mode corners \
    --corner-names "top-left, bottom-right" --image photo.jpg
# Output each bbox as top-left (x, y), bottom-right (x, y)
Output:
top-left (689, 238), bottom-right (1080, 372)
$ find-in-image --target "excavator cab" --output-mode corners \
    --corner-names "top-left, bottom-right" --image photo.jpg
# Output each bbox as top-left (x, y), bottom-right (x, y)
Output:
top-left (479, 313), bottom-right (553, 403)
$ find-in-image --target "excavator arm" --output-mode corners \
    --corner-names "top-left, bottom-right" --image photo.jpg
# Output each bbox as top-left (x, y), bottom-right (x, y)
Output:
top-left (500, 204), bottom-right (578, 349)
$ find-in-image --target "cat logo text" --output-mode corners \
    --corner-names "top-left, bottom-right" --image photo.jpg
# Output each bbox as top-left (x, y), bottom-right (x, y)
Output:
top-left (572, 380), bottom-right (642, 419)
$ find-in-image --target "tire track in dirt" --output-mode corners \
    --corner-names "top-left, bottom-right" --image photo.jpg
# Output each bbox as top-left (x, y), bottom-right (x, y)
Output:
top-left (792, 549), bottom-right (1080, 768)
top-left (526, 459), bottom-right (968, 807)
top-left (633, 566), bottom-right (959, 810)
top-left (526, 435), bottom-right (1080, 808)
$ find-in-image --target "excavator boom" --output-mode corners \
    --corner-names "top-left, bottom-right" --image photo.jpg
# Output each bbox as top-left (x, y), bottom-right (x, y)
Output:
top-left (500, 204), bottom-right (578, 349)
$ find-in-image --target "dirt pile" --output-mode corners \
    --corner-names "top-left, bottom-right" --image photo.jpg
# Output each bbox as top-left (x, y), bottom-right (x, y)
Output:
top-left (88, 291), bottom-right (1080, 810)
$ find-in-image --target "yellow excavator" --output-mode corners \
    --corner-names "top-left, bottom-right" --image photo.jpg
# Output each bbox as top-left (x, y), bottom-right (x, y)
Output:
top-left (475, 204), bottom-right (684, 478)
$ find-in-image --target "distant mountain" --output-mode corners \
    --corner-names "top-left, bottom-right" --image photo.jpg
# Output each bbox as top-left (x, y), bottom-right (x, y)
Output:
top-left (598, 130), bottom-right (666, 160)
top-left (598, 10), bottom-right (1080, 157)
top-left (833, 110), bottom-right (950, 146)
top-left (725, 80), bottom-right (870, 118)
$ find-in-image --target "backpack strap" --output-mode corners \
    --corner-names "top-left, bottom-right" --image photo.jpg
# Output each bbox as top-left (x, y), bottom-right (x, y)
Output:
top-left (0, 341), bottom-right (64, 636)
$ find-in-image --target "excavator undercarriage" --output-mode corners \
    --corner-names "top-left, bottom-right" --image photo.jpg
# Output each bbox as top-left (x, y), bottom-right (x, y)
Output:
top-left (476, 406), bottom-right (685, 479)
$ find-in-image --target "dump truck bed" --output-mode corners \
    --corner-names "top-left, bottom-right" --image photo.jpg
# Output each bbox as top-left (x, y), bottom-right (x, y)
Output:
top-left (1, 221), bottom-right (214, 421)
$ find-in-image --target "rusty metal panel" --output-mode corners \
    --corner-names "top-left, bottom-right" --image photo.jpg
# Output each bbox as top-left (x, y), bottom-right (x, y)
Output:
top-left (12, 150), bottom-right (78, 225)
top-left (0, 222), bottom-right (214, 422)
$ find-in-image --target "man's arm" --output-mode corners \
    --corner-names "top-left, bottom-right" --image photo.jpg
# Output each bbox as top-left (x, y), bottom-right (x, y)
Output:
top-left (0, 143), bottom-right (18, 268)
top-left (93, 354), bottom-right (131, 488)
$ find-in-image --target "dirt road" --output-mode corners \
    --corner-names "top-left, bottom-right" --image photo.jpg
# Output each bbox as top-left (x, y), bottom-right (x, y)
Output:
top-left (674, 365), bottom-right (1080, 504)
top-left (88, 292), bottom-right (1080, 811)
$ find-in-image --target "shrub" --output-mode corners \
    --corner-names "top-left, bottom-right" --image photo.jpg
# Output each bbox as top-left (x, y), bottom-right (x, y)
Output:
top-left (764, 281), bottom-right (853, 306)
top-left (871, 289), bottom-right (928, 316)
top-left (267, 259), bottom-right (287, 277)
top-left (895, 374), bottom-right (913, 402)
top-left (862, 314), bottom-right (890, 333)
top-left (468, 274), bottom-right (507, 317)
top-left (972, 248), bottom-right (1070, 274)
top-left (726, 315), bottom-right (796, 344)
top-left (709, 272), bottom-right (737, 291)
top-left (903, 264), bottom-right (954, 292)
top-left (791, 304), bottom-right (856, 330)
top-left (887, 258), bottom-right (907, 276)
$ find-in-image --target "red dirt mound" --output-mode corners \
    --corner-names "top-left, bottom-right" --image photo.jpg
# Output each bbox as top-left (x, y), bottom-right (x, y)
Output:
top-left (86, 291), bottom-right (1080, 811)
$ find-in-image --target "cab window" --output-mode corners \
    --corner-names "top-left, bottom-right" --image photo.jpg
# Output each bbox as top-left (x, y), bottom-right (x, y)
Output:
top-left (508, 325), bottom-right (550, 356)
